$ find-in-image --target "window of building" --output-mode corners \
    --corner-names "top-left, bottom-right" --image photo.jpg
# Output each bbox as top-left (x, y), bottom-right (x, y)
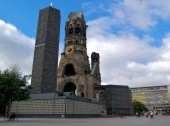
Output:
top-left (64, 82), bottom-right (76, 95)
top-left (75, 40), bottom-right (80, 44)
top-left (67, 41), bottom-right (73, 45)
top-left (68, 24), bottom-right (73, 34)
top-left (64, 64), bottom-right (76, 76)
top-left (75, 24), bottom-right (81, 34)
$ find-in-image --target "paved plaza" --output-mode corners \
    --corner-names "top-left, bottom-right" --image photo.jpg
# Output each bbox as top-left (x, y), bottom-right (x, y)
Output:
top-left (0, 116), bottom-right (170, 126)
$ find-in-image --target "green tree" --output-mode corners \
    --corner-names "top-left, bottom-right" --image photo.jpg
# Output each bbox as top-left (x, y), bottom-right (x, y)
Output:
top-left (0, 65), bottom-right (31, 114)
top-left (132, 100), bottom-right (148, 113)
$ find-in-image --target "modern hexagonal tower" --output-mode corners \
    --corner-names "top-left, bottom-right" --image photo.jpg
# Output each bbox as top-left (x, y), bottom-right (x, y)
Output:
top-left (31, 6), bottom-right (60, 94)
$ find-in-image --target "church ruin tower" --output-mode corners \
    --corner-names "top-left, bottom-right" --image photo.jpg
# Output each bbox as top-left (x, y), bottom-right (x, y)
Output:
top-left (57, 12), bottom-right (101, 99)
top-left (91, 52), bottom-right (101, 82)
top-left (31, 6), bottom-right (60, 94)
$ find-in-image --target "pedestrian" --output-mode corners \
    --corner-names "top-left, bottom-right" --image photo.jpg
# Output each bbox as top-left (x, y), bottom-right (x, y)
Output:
top-left (101, 110), bottom-right (104, 117)
top-left (9, 112), bottom-right (16, 121)
top-left (138, 112), bottom-right (140, 117)
top-left (136, 112), bottom-right (138, 117)
top-left (145, 112), bottom-right (149, 118)
top-left (150, 111), bottom-right (154, 119)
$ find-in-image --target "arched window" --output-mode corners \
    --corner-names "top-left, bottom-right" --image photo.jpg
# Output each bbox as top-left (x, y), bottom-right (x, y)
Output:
top-left (64, 64), bottom-right (76, 76)
top-left (75, 40), bottom-right (79, 44)
top-left (64, 82), bottom-right (76, 95)
top-left (75, 24), bottom-right (81, 35)
top-left (67, 41), bottom-right (73, 45)
top-left (68, 27), bottom-right (73, 34)
top-left (68, 24), bottom-right (73, 34)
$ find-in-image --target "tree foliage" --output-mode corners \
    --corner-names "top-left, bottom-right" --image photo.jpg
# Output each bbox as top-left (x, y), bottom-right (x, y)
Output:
top-left (132, 100), bottom-right (148, 113)
top-left (0, 65), bottom-right (31, 114)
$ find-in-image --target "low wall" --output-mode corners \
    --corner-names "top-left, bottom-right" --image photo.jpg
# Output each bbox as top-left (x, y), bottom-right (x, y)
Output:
top-left (11, 96), bottom-right (103, 117)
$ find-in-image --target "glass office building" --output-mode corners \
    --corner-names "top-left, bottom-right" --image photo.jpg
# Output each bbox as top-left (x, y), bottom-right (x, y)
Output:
top-left (131, 85), bottom-right (170, 114)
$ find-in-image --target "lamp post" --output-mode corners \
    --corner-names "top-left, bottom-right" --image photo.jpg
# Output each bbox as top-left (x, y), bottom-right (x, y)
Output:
top-left (15, 86), bottom-right (25, 121)
top-left (112, 100), bottom-right (113, 115)
top-left (16, 99), bottom-right (19, 121)
top-left (111, 97), bottom-right (115, 115)
top-left (154, 92), bottom-right (159, 114)
top-left (13, 91), bottom-right (19, 121)
top-left (4, 99), bottom-right (11, 121)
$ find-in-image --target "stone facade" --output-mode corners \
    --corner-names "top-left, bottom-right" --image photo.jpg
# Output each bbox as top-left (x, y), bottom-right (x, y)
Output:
top-left (57, 12), bottom-right (101, 99)
top-left (31, 6), bottom-right (60, 94)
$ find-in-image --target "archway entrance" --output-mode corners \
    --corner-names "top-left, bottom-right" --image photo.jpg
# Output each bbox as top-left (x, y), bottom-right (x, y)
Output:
top-left (63, 82), bottom-right (76, 95)
top-left (64, 64), bottom-right (75, 76)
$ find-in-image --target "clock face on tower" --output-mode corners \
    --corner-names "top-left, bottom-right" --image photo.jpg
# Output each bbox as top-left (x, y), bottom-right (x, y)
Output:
top-left (66, 46), bottom-right (73, 54)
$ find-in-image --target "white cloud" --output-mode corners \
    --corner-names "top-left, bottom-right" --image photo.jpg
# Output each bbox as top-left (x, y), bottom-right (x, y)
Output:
top-left (0, 19), bottom-right (34, 74)
top-left (86, 9), bottom-right (170, 87)
top-left (83, 0), bottom-right (170, 88)
top-left (108, 0), bottom-right (170, 31)
top-left (81, 2), bottom-right (96, 16)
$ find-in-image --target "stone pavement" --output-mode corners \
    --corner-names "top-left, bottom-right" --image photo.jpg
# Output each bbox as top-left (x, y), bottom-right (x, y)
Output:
top-left (0, 116), bottom-right (170, 126)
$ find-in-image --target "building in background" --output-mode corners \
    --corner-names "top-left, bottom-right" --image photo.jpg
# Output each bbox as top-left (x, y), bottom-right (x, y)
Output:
top-left (104, 85), bottom-right (133, 115)
top-left (95, 85), bottom-right (133, 115)
top-left (131, 85), bottom-right (170, 114)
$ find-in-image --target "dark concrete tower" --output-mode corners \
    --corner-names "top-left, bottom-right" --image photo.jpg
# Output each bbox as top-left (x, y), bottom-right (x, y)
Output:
top-left (31, 6), bottom-right (60, 94)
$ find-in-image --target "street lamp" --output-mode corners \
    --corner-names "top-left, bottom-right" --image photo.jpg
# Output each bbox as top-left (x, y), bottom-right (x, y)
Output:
top-left (111, 96), bottom-right (115, 115)
top-left (15, 86), bottom-right (25, 121)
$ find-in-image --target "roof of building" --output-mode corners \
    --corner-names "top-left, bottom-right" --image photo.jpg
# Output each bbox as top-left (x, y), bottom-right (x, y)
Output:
top-left (41, 6), bottom-right (60, 12)
top-left (104, 84), bottom-right (129, 88)
top-left (68, 12), bottom-right (84, 21)
top-left (131, 85), bottom-right (170, 89)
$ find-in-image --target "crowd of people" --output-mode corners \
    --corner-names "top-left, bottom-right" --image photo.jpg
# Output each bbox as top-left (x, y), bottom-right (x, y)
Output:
top-left (136, 111), bottom-right (154, 119)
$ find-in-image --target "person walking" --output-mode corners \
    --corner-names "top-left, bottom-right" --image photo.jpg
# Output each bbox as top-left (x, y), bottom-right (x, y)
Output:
top-left (150, 111), bottom-right (154, 119)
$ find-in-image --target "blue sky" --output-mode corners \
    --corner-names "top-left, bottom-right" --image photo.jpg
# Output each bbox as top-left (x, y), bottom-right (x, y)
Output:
top-left (0, 0), bottom-right (88, 39)
top-left (0, 0), bottom-right (116, 41)
top-left (1, 0), bottom-right (170, 87)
